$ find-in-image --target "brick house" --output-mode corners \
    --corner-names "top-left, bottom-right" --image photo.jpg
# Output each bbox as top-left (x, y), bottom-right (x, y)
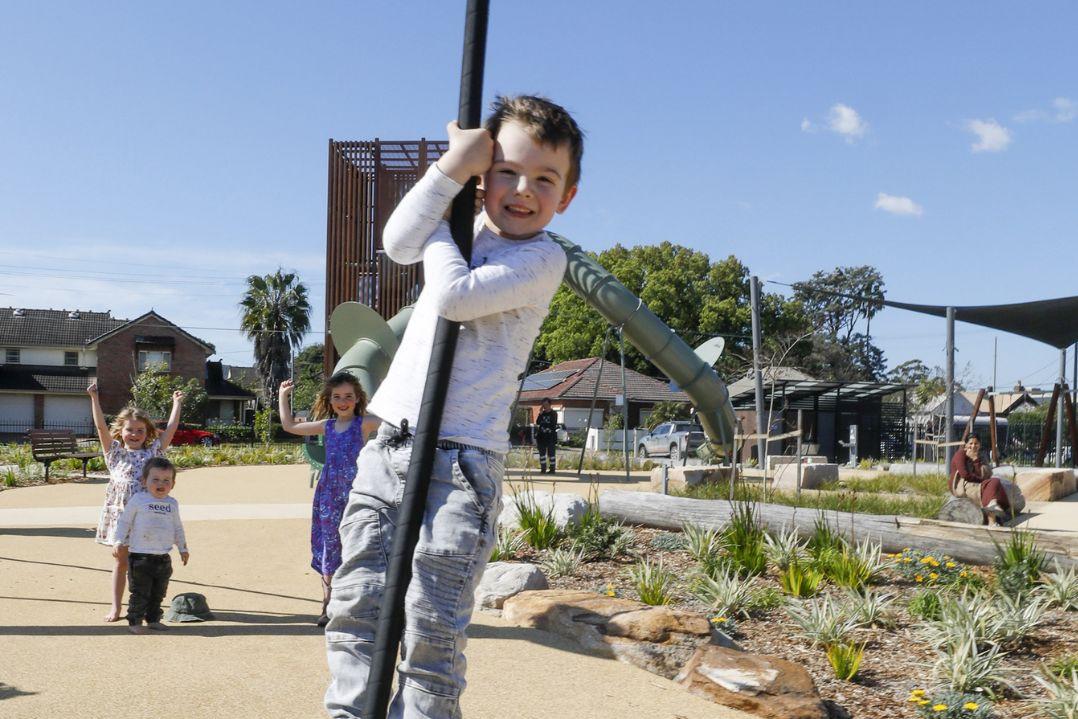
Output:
top-left (517, 357), bottom-right (692, 432)
top-left (0, 308), bottom-right (219, 435)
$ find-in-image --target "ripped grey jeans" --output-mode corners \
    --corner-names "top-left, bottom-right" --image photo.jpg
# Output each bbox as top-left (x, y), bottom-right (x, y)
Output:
top-left (325, 423), bottom-right (503, 719)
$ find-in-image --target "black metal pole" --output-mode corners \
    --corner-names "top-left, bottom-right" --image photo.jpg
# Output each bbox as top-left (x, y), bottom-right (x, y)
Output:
top-left (363, 2), bottom-right (489, 716)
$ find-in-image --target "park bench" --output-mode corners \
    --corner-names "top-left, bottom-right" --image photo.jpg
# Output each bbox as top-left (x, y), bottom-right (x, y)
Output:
top-left (29, 430), bottom-right (99, 482)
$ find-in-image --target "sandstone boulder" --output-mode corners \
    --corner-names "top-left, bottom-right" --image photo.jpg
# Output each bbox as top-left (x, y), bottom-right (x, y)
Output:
top-left (501, 589), bottom-right (711, 678)
top-left (675, 644), bottom-right (828, 719)
top-left (938, 496), bottom-right (985, 525)
top-left (498, 491), bottom-right (589, 531)
top-left (474, 562), bottom-right (548, 610)
top-left (1015, 469), bottom-right (1077, 502)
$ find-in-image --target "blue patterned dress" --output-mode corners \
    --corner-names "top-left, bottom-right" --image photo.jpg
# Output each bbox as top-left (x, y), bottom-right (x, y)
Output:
top-left (312, 417), bottom-right (364, 575)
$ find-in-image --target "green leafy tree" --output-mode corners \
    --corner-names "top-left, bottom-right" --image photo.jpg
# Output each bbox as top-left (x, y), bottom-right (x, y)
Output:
top-left (536, 243), bottom-right (807, 378)
top-left (643, 400), bottom-right (692, 430)
top-left (291, 344), bottom-right (325, 413)
top-left (239, 269), bottom-right (311, 405)
top-left (792, 266), bottom-right (888, 380)
top-left (130, 363), bottom-right (208, 424)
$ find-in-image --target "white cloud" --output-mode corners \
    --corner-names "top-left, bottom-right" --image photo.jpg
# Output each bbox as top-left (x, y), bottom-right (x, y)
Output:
top-left (1014, 97), bottom-right (1077, 124)
top-left (965, 119), bottom-right (1012, 152)
top-left (827, 103), bottom-right (868, 141)
top-left (874, 193), bottom-right (923, 217)
top-left (800, 117), bottom-right (816, 133)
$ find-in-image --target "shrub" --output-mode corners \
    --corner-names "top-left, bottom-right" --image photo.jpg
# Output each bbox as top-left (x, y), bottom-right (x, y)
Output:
top-left (214, 423), bottom-right (255, 443)
top-left (890, 547), bottom-right (967, 587)
top-left (565, 503), bottom-right (631, 560)
top-left (826, 641), bottom-right (866, 681)
top-left (747, 587), bottom-right (785, 613)
top-left (629, 557), bottom-right (674, 606)
top-left (908, 689), bottom-right (993, 718)
top-left (490, 527), bottom-right (526, 562)
top-left (993, 530), bottom-right (1048, 598)
top-left (511, 490), bottom-right (561, 550)
top-left (780, 561), bottom-right (823, 598)
top-left (541, 545), bottom-right (585, 578)
top-left (649, 532), bottom-right (684, 552)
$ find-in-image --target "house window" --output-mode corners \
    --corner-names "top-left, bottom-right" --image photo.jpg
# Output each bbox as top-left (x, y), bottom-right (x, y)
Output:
top-left (4, 348), bottom-right (18, 364)
top-left (64, 351), bottom-right (79, 366)
top-left (138, 350), bottom-right (172, 371)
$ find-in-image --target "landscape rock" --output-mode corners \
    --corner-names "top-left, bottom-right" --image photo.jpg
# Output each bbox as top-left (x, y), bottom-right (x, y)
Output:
top-left (938, 496), bottom-right (985, 524)
top-left (501, 589), bottom-right (711, 679)
top-left (650, 465), bottom-right (731, 493)
top-left (675, 644), bottom-right (828, 719)
top-left (498, 491), bottom-right (589, 531)
top-left (1015, 469), bottom-right (1076, 502)
top-left (474, 562), bottom-right (548, 610)
top-left (771, 463), bottom-right (838, 491)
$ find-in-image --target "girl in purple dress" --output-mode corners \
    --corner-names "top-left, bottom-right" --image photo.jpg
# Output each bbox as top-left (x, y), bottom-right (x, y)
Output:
top-left (279, 372), bottom-right (378, 626)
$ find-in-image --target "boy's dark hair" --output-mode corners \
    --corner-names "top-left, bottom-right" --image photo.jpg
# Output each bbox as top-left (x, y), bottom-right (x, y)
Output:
top-left (484, 95), bottom-right (584, 191)
top-left (142, 456), bottom-right (177, 483)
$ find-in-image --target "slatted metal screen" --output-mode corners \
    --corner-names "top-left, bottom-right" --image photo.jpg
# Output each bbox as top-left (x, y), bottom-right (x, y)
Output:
top-left (324, 139), bottom-right (448, 373)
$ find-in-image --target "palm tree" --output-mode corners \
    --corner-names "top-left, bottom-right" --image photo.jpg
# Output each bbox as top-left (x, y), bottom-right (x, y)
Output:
top-left (239, 269), bottom-right (311, 404)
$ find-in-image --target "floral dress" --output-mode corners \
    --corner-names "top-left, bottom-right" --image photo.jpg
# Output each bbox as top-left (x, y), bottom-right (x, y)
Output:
top-left (312, 417), bottom-right (364, 575)
top-left (95, 439), bottom-right (164, 546)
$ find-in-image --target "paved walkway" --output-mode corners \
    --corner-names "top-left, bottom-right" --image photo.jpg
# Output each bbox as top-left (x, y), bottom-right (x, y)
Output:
top-left (0, 464), bottom-right (747, 719)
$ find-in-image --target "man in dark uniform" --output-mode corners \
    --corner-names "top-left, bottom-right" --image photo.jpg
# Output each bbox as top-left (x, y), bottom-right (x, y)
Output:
top-left (535, 398), bottom-right (558, 474)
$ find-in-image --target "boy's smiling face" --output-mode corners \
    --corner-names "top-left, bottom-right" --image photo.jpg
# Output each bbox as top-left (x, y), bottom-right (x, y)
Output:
top-left (144, 467), bottom-right (175, 500)
top-left (481, 120), bottom-right (577, 240)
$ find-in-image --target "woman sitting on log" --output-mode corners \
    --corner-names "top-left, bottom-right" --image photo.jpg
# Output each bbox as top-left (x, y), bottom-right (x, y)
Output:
top-left (950, 436), bottom-right (1011, 525)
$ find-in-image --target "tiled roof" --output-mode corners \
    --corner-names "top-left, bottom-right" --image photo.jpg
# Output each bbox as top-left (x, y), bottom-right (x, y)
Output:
top-left (0, 308), bottom-right (126, 347)
top-left (0, 365), bottom-right (92, 394)
top-left (519, 358), bottom-right (690, 403)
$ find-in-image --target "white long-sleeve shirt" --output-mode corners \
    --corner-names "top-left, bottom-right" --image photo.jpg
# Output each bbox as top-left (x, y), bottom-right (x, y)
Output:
top-left (114, 493), bottom-right (188, 555)
top-left (367, 166), bottom-right (567, 453)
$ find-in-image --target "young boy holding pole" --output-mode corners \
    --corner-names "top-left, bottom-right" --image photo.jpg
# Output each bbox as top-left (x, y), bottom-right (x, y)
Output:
top-left (325, 95), bottom-right (582, 718)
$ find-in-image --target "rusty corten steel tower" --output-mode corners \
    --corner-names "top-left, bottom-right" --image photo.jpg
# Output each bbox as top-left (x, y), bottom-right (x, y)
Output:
top-left (324, 139), bottom-right (448, 374)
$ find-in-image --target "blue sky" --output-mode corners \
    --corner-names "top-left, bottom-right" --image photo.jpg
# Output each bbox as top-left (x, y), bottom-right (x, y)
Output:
top-left (1, 2), bottom-right (1074, 389)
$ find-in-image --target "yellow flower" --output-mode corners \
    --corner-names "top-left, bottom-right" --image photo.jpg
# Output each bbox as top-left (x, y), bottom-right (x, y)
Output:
top-left (946, 561), bottom-right (956, 569)
top-left (903, 547), bottom-right (911, 552)
top-left (915, 575), bottom-right (924, 582)
top-left (918, 699), bottom-right (930, 705)
top-left (711, 616), bottom-right (728, 624)
top-left (932, 704), bottom-right (948, 712)
top-left (903, 557), bottom-right (913, 563)
top-left (964, 702), bottom-right (979, 710)
top-left (910, 689), bottom-right (925, 696)
top-left (929, 572), bottom-right (939, 580)
top-left (959, 570), bottom-right (968, 578)
top-left (920, 556), bottom-right (933, 564)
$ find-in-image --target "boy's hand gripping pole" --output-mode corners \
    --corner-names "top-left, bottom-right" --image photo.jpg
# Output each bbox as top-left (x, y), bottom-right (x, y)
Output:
top-left (363, 1), bottom-right (489, 716)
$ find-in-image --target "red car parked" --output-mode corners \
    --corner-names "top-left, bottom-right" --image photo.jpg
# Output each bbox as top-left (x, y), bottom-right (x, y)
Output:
top-left (159, 423), bottom-right (220, 447)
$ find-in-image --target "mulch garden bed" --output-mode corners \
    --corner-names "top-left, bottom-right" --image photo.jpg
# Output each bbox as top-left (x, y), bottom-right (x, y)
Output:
top-left (508, 526), bottom-right (1077, 719)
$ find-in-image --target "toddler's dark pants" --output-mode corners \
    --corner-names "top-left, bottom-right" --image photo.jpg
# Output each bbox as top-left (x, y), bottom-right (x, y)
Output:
top-left (127, 552), bottom-right (172, 625)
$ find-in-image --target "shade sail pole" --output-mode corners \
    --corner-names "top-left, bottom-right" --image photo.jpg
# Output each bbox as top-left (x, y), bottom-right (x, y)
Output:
top-left (945, 307), bottom-right (956, 470)
top-left (1058, 348), bottom-right (1066, 468)
top-left (362, 1), bottom-right (489, 716)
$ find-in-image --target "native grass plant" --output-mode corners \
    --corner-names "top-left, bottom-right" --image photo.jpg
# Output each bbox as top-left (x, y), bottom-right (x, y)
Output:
top-left (682, 522), bottom-right (722, 563)
top-left (932, 632), bottom-right (1009, 699)
top-left (845, 472), bottom-right (950, 497)
top-left (826, 641), bottom-right (866, 681)
top-left (763, 525), bottom-right (807, 571)
top-left (1049, 655), bottom-right (1078, 680)
top-left (166, 443), bottom-right (301, 468)
top-left (682, 481), bottom-right (948, 518)
top-left (843, 588), bottom-right (897, 629)
top-left (1039, 562), bottom-right (1078, 611)
top-left (908, 590), bottom-right (945, 622)
top-left (718, 502), bottom-right (768, 578)
top-left (489, 527), bottom-right (527, 562)
top-left (511, 489), bottom-right (561, 550)
top-left (541, 545), bottom-right (585, 578)
top-left (908, 688), bottom-right (994, 719)
top-left (2, 467), bottom-right (18, 488)
top-left (748, 586), bottom-right (786, 612)
top-left (1031, 667), bottom-right (1078, 719)
top-left (785, 595), bottom-right (859, 648)
top-left (690, 567), bottom-right (755, 618)
top-left (806, 515), bottom-right (847, 560)
top-left (821, 540), bottom-right (886, 591)
top-left (779, 560), bottom-right (823, 598)
top-left (920, 592), bottom-right (998, 652)
top-left (629, 557), bottom-right (675, 606)
top-left (992, 590), bottom-right (1049, 649)
top-left (993, 529), bottom-right (1048, 598)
